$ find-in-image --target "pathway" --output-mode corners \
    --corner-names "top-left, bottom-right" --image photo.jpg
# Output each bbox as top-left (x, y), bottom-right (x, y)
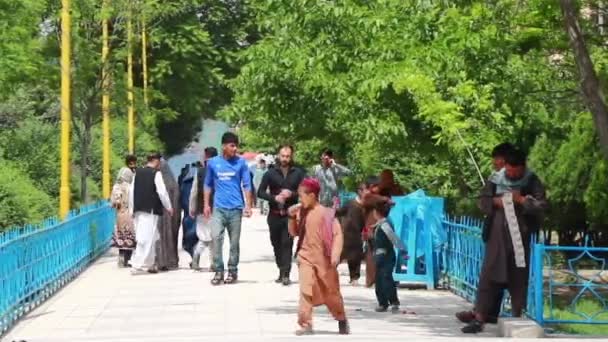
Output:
top-left (4, 212), bottom-right (502, 341)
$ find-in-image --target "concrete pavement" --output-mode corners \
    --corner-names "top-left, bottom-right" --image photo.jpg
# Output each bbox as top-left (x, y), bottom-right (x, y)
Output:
top-left (4, 212), bottom-right (508, 341)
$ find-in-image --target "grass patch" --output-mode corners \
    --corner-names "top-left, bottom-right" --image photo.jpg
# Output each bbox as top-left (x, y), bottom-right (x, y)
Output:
top-left (546, 299), bottom-right (608, 336)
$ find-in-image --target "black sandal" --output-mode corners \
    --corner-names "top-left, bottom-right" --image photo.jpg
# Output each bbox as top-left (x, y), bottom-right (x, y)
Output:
top-left (225, 272), bottom-right (238, 284)
top-left (461, 319), bottom-right (484, 334)
top-left (211, 272), bottom-right (224, 285)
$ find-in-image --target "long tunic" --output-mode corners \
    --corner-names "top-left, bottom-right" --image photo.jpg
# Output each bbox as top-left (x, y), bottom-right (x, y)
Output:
top-left (336, 199), bottom-right (364, 262)
top-left (129, 169), bottom-right (173, 270)
top-left (111, 168), bottom-right (136, 250)
top-left (478, 173), bottom-right (547, 284)
top-left (155, 163), bottom-right (181, 270)
top-left (289, 204), bottom-right (346, 326)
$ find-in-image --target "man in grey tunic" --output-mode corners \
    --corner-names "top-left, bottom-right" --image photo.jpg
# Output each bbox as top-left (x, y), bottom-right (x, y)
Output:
top-left (462, 148), bottom-right (548, 333)
top-left (311, 149), bottom-right (352, 208)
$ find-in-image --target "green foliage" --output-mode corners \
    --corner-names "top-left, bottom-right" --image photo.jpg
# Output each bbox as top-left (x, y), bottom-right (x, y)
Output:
top-left (1, 0), bottom-right (608, 236)
top-left (0, 160), bottom-right (55, 229)
top-left (222, 0), bottom-right (607, 229)
top-left (146, 0), bottom-right (258, 154)
top-left (0, 0), bottom-right (46, 94)
top-left (1, 115), bottom-right (60, 198)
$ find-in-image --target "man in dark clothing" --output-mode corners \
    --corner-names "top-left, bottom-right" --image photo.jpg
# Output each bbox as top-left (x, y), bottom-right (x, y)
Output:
top-left (336, 182), bottom-right (367, 285)
top-left (456, 142), bottom-right (516, 325)
top-left (462, 148), bottom-right (548, 333)
top-left (257, 144), bottom-right (306, 285)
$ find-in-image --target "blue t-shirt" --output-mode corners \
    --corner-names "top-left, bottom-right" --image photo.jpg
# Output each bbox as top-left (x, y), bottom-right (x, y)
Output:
top-left (204, 155), bottom-right (252, 210)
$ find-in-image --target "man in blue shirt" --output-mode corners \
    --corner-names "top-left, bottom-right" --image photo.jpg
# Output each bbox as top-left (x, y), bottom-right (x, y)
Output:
top-left (204, 132), bottom-right (253, 285)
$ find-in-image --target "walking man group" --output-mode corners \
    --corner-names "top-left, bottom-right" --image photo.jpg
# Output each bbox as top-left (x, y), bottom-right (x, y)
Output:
top-left (122, 137), bottom-right (548, 337)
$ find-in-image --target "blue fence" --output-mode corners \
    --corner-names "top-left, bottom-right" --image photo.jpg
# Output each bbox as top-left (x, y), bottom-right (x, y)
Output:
top-left (440, 216), bottom-right (485, 302)
top-left (338, 191), bottom-right (608, 327)
top-left (528, 241), bottom-right (608, 326)
top-left (0, 202), bottom-right (115, 334)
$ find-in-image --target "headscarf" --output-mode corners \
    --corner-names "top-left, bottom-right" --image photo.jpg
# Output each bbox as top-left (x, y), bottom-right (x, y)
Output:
top-left (116, 167), bottom-right (134, 184)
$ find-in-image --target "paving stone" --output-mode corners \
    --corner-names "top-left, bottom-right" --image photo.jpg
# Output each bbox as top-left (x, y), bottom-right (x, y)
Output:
top-left (498, 317), bottom-right (545, 338)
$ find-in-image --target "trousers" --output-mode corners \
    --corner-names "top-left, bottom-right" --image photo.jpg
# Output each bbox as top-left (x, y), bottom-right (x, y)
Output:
top-left (374, 253), bottom-right (399, 307)
top-left (211, 208), bottom-right (243, 273)
top-left (268, 214), bottom-right (294, 275)
top-left (476, 265), bottom-right (528, 319)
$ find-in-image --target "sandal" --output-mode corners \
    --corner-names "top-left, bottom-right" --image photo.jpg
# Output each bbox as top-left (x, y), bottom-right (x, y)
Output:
top-left (225, 272), bottom-right (238, 284)
top-left (211, 272), bottom-right (224, 285)
top-left (461, 319), bottom-right (484, 334)
top-left (455, 310), bottom-right (475, 323)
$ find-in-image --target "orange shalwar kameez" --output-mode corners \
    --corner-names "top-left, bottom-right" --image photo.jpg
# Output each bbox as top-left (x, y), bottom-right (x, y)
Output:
top-left (289, 204), bottom-right (347, 328)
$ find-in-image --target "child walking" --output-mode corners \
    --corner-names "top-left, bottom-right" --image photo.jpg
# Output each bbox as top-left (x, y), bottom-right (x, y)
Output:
top-left (363, 194), bottom-right (406, 313)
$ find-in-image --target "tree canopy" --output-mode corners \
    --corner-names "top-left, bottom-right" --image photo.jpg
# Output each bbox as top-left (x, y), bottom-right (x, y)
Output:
top-left (221, 0), bottom-right (608, 244)
top-left (1, 0), bottom-right (607, 245)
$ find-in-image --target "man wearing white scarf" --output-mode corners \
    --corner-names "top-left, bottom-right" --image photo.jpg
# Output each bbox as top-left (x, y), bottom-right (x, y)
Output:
top-left (462, 148), bottom-right (547, 334)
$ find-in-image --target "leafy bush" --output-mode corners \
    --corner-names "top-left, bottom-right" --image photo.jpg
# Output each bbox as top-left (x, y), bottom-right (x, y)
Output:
top-left (0, 160), bottom-right (55, 230)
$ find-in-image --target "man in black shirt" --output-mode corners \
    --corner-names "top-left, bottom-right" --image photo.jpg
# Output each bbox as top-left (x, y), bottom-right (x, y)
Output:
top-left (257, 145), bottom-right (306, 285)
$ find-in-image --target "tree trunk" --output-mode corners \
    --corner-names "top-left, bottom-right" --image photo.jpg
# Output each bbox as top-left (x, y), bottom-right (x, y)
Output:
top-left (560, 0), bottom-right (608, 161)
top-left (80, 127), bottom-right (89, 204)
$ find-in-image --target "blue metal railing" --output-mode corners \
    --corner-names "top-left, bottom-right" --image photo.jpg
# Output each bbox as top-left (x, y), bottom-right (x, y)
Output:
top-left (528, 242), bottom-right (608, 326)
top-left (440, 216), bottom-right (485, 302)
top-left (0, 202), bottom-right (115, 334)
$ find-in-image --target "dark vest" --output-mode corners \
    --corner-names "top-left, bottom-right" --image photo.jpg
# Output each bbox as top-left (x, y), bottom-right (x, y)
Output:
top-left (197, 166), bottom-right (213, 208)
top-left (133, 166), bottom-right (163, 216)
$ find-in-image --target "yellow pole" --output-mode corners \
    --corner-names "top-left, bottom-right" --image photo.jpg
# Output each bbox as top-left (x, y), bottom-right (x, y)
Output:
top-left (101, 0), bottom-right (111, 199)
top-left (127, 3), bottom-right (135, 153)
top-left (142, 11), bottom-right (149, 108)
top-left (60, 0), bottom-right (72, 219)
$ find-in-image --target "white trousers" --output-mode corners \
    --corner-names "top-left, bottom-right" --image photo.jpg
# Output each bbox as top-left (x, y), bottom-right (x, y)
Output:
top-left (193, 215), bottom-right (213, 268)
top-left (130, 212), bottom-right (160, 270)
top-left (196, 215), bottom-right (212, 242)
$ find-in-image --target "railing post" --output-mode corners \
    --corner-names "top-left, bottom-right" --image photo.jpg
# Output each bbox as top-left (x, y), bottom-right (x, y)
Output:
top-left (533, 243), bottom-right (544, 324)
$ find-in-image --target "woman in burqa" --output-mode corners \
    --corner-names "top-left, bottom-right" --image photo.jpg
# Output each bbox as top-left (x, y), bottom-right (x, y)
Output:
top-left (155, 159), bottom-right (182, 271)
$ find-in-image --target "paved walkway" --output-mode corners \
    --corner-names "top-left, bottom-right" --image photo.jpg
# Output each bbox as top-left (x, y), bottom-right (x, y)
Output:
top-left (5, 212), bottom-right (503, 341)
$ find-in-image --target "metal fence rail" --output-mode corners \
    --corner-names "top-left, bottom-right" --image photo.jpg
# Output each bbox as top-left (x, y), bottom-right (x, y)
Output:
top-left (529, 242), bottom-right (608, 326)
top-left (440, 216), bottom-right (485, 303)
top-left (0, 202), bottom-right (115, 334)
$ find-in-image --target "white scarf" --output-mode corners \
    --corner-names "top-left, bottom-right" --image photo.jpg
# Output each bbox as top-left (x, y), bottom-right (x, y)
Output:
top-left (501, 192), bottom-right (526, 268)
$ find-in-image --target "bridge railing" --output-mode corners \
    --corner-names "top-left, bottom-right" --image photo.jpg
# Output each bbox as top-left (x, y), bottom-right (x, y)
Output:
top-left (528, 242), bottom-right (608, 326)
top-left (440, 216), bottom-right (485, 303)
top-left (0, 202), bottom-right (115, 335)
top-left (441, 215), bottom-right (608, 328)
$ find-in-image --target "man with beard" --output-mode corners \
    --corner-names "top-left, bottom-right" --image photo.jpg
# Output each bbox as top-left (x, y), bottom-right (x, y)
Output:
top-left (257, 144), bottom-right (306, 285)
top-left (461, 148), bottom-right (547, 333)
